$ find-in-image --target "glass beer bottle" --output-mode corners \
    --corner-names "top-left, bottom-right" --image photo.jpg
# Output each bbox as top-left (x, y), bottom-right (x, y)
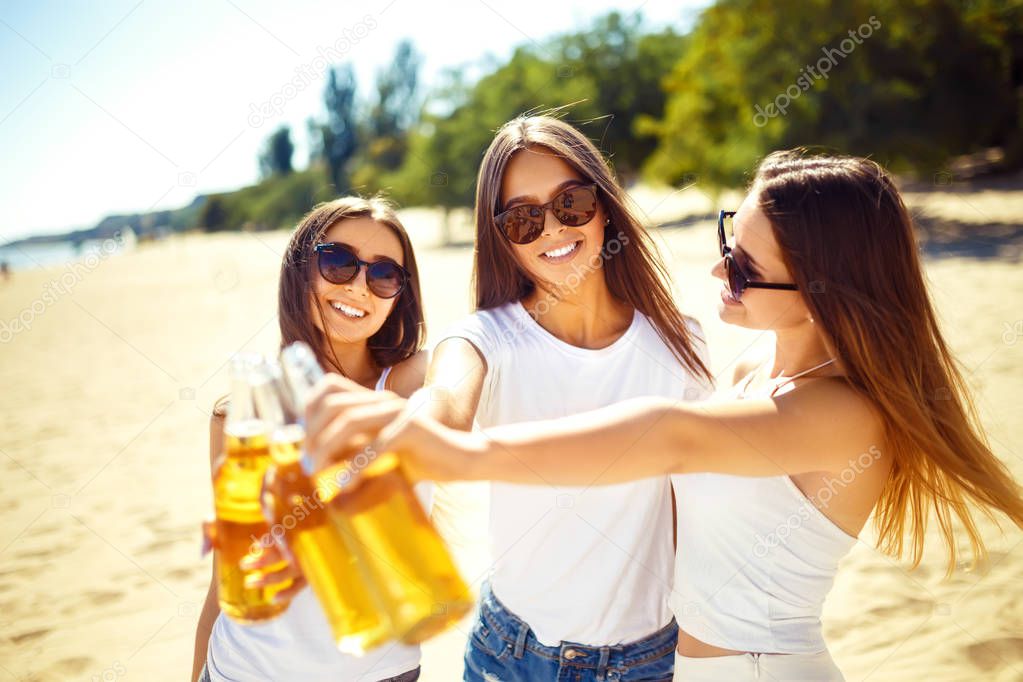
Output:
top-left (251, 358), bottom-right (391, 655)
top-left (213, 354), bottom-right (293, 623)
top-left (280, 342), bottom-right (474, 644)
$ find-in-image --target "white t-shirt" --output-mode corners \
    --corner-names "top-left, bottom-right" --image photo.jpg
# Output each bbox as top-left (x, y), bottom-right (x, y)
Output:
top-left (441, 301), bottom-right (712, 647)
top-left (207, 368), bottom-right (427, 682)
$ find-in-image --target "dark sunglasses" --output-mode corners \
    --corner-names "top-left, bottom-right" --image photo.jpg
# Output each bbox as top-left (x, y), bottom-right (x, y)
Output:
top-left (314, 242), bottom-right (409, 299)
top-left (718, 210), bottom-right (798, 300)
top-left (494, 184), bottom-right (599, 244)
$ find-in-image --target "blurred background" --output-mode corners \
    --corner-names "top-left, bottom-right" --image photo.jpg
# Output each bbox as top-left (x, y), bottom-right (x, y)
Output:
top-left (1, 1), bottom-right (1021, 680)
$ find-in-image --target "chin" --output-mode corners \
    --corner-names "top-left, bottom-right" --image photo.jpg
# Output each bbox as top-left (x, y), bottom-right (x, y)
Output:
top-left (717, 304), bottom-right (749, 327)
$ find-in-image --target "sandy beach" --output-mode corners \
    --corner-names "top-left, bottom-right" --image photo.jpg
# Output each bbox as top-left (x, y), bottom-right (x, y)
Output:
top-left (1, 185), bottom-right (1021, 681)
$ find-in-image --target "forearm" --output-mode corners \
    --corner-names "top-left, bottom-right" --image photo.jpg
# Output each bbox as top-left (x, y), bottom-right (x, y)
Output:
top-left (472, 396), bottom-right (685, 486)
top-left (466, 385), bottom-right (878, 484)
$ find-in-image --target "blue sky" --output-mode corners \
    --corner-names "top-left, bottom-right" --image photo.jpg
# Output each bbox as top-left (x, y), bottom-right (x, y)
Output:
top-left (1, 0), bottom-right (709, 242)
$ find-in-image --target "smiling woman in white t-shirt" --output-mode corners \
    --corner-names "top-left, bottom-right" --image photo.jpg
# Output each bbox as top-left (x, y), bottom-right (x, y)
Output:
top-left (306, 115), bottom-right (713, 682)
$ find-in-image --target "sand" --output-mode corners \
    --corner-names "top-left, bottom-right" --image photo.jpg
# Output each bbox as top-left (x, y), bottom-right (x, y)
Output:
top-left (0, 186), bottom-right (1020, 681)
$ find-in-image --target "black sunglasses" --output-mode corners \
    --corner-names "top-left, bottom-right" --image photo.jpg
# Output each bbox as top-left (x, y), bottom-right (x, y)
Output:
top-left (494, 184), bottom-right (599, 244)
top-left (314, 243), bottom-right (409, 299)
top-left (718, 210), bottom-right (798, 300)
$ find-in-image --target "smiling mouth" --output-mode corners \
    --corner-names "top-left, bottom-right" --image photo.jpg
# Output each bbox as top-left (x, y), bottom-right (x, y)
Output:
top-left (329, 300), bottom-right (368, 319)
top-left (539, 239), bottom-right (581, 263)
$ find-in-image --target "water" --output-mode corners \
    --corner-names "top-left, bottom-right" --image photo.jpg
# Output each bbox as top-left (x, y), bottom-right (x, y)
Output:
top-left (0, 235), bottom-right (132, 271)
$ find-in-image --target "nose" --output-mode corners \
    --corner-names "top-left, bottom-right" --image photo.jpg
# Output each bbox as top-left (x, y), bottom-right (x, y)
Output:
top-left (711, 256), bottom-right (727, 282)
top-left (343, 266), bottom-right (370, 297)
top-left (540, 207), bottom-right (566, 239)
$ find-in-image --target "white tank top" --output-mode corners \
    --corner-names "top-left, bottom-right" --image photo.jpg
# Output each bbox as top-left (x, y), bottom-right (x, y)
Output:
top-left (442, 302), bottom-right (713, 646)
top-left (207, 365), bottom-right (424, 682)
top-left (670, 377), bottom-right (857, 654)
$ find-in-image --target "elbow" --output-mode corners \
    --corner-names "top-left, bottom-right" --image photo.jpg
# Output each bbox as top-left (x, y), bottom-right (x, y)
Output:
top-left (622, 397), bottom-right (689, 476)
top-left (650, 399), bottom-right (690, 475)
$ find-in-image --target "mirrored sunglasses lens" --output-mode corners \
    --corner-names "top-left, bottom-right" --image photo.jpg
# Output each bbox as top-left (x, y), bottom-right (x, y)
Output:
top-left (501, 208), bottom-right (543, 244)
top-left (726, 257), bottom-right (744, 300)
top-left (319, 248), bottom-right (358, 283)
top-left (553, 186), bottom-right (597, 226)
top-left (367, 262), bottom-right (403, 298)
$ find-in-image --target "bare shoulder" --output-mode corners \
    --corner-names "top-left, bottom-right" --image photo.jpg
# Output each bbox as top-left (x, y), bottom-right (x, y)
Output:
top-left (433, 335), bottom-right (487, 369)
top-left (387, 350), bottom-right (430, 398)
top-left (781, 378), bottom-right (886, 452)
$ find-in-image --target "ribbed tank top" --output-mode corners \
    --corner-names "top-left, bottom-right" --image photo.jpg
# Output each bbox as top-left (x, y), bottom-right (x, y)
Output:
top-left (670, 370), bottom-right (857, 654)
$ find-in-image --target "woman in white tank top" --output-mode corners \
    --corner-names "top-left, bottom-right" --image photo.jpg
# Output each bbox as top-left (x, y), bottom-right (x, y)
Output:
top-left (192, 197), bottom-right (431, 682)
top-left (305, 152), bottom-right (1023, 681)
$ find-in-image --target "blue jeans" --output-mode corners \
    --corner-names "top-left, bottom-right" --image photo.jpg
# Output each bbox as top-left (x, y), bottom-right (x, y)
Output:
top-left (464, 582), bottom-right (677, 682)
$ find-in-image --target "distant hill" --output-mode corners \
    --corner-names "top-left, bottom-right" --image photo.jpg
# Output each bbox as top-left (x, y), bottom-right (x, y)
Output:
top-left (4, 195), bottom-right (207, 248)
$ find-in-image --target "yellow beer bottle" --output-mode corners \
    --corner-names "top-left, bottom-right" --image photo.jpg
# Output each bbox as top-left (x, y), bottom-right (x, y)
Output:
top-left (251, 357), bottom-right (391, 654)
top-left (213, 354), bottom-right (293, 623)
top-left (280, 342), bottom-right (474, 644)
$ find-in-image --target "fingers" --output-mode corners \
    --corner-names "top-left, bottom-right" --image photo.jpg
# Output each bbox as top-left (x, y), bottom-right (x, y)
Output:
top-left (200, 519), bottom-right (217, 557)
top-left (307, 398), bottom-right (407, 472)
top-left (242, 557), bottom-right (303, 590)
top-left (305, 390), bottom-right (393, 445)
top-left (240, 540), bottom-right (288, 571)
top-left (305, 374), bottom-right (376, 421)
top-left (269, 577), bottom-right (307, 604)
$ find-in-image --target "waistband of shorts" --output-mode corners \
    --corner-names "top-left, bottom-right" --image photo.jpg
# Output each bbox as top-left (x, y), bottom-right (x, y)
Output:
top-left (479, 581), bottom-right (678, 668)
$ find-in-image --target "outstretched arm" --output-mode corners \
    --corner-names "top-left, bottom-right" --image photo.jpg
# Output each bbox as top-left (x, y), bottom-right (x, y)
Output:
top-left (304, 372), bottom-right (882, 487)
top-left (469, 379), bottom-right (881, 485)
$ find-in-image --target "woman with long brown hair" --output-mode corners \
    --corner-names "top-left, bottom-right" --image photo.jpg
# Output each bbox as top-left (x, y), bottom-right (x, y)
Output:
top-left (309, 114), bottom-right (714, 681)
top-left (304, 151), bottom-right (1023, 681)
top-left (191, 196), bottom-right (429, 682)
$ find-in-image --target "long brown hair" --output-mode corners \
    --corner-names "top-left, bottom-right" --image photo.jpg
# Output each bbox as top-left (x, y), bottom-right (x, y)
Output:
top-left (213, 196), bottom-right (425, 419)
top-left (754, 150), bottom-right (1023, 571)
top-left (278, 195), bottom-right (426, 374)
top-left (473, 114), bottom-right (711, 382)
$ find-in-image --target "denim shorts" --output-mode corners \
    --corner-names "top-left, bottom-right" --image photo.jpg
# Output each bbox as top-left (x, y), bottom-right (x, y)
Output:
top-left (464, 581), bottom-right (678, 682)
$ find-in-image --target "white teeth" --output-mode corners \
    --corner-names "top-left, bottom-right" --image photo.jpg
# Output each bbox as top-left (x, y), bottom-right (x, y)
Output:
top-left (330, 301), bottom-right (366, 318)
top-left (543, 241), bottom-right (579, 259)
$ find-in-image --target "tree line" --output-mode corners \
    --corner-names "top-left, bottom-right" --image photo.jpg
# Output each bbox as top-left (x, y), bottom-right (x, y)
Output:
top-left (200, 0), bottom-right (1023, 235)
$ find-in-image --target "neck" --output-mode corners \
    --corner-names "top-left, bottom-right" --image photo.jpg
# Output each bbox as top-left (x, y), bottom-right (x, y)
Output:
top-left (771, 321), bottom-right (835, 378)
top-left (323, 338), bottom-right (378, 389)
top-left (521, 272), bottom-right (632, 349)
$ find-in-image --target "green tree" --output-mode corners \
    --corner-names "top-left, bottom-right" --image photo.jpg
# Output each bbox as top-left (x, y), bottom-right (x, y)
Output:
top-left (642, 0), bottom-right (1023, 187)
top-left (551, 12), bottom-right (688, 180)
top-left (199, 196), bottom-right (228, 232)
top-left (352, 40), bottom-right (424, 193)
top-left (320, 65), bottom-right (359, 193)
top-left (259, 125), bottom-right (294, 177)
